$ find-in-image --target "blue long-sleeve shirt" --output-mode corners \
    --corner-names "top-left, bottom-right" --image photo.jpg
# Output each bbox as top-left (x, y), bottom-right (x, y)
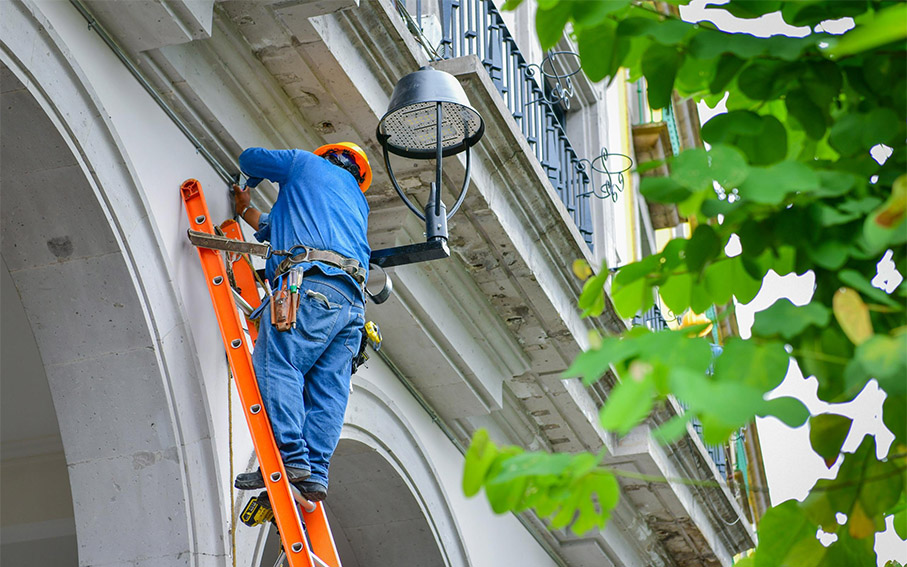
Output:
top-left (239, 148), bottom-right (370, 289)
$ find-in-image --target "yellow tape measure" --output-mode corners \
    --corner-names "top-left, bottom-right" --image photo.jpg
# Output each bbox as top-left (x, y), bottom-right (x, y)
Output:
top-left (365, 321), bottom-right (382, 351)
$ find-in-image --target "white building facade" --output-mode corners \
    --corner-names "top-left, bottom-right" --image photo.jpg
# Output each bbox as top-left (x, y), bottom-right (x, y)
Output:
top-left (0, 1), bottom-right (754, 565)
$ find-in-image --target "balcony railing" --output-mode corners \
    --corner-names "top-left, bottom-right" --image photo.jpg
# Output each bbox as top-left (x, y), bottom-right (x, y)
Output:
top-left (393, 0), bottom-right (594, 248)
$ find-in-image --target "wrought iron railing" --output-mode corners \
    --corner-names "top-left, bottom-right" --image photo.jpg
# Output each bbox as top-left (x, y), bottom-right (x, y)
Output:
top-left (631, 304), bottom-right (670, 332)
top-left (393, 0), bottom-right (594, 247)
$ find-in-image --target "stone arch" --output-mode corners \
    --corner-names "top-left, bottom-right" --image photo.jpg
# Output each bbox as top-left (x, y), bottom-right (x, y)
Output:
top-left (1, 3), bottom-right (223, 564)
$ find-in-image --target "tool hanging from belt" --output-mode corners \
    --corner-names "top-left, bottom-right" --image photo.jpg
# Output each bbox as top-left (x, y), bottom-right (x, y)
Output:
top-left (187, 229), bottom-right (392, 304)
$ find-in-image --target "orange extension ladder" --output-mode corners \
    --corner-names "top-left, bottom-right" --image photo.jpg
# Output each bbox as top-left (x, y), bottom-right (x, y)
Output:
top-left (181, 179), bottom-right (341, 567)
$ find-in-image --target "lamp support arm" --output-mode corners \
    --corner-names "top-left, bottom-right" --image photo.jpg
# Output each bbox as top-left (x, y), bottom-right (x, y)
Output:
top-left (446, 145), bottom-right (471, 219)
top-left (434, 102), bottom-right (443, 218)
top-left (382, 142), bottom-right (426, 221)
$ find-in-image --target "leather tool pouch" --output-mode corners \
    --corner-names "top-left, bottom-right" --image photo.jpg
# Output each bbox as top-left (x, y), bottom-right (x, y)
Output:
top-left (270, 277), bottom-right (298, 332)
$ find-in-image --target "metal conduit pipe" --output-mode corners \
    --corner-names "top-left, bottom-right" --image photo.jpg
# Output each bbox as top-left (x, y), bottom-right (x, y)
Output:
top-left (374, 350), bottom-right (571, 567)
top-left (70, 0), bottom-right (237, 186)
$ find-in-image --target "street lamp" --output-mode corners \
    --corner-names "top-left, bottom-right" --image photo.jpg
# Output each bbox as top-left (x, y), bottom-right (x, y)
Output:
top-left (370, 66), bottom-right (484, 268)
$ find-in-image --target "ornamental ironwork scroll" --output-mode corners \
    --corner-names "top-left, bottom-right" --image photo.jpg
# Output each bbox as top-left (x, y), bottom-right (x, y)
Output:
top-left (525, 51), bottom-right (582, 110)
top-left (577, 148), bottom-right (634, 203)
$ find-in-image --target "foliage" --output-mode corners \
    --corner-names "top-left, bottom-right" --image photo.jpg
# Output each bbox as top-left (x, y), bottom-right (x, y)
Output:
top-left (463, 0), bottom-right (906, 564)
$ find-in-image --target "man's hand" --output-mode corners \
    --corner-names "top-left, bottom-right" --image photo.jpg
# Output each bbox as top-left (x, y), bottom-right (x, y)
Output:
top-left (233, 184), bottom-right (251, 215)
top-left (233, 184), bottom-right (262, 231)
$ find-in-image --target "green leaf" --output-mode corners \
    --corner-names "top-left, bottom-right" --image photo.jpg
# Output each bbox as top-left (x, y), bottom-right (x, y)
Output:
top-left (737, 60), bottom-right (783, 101)
top-left (612, 276), bottom-right (654, 319)
top-left (838, 270), bottom-right (900, 308)
top-left (714, 339), bottom-right (790, 391)
top-left (671, 148), bottom-right (712, 190)
top-left (827, 3), bottom-right (907, 57)
top-left (642, 43), bottom-right (682, 109)
top-left (491, 451), bottom-right (576, 483)
top-left (563, 336), bottom-right (639, 385)
top-left (500, 0), bottom-right (524, 10)
top-left (670, 367), bottom-right (767, 441)
top-left (854, 334), bottom-right (907, 395)
top-left (571, 0), bottom-right (629, 29)
top-left (708, 144), bottom-right (749, 189)
top-left (685, 224), bottom-right (722, 273)
top-left (701, 111), bottom-right (788, 166)
top-left (760, 396), bottom-right (810, 428)
top-left (689, 29), bottom-right (764, 59)
top-left (891, 493), bottom-right (907, 540)
top-left (814, 171), bottom-right (857, 198)
top-left (828, 114), bottom-right (865, 157)
top-left (738, 161), bottom-right (820, 205)
top-left (752, 300), bottom-right (831, 340)
top-left (862, 107), bottom-right (901, 148)
top-left (824, 529), bottom-right (878, 564)
top-left (704, 255), bottom-right (762, 306)
top-left (650, 19), bottom-right (694, 46)
top-left (818, 204), bottom-right (861, 227)
top-left (709, 1), bottom-right (782, 20)
top-left (786, 88), bottom-right (827, 140)
top-left (709, 53), bottom-right (745, 92)
top-left (578, 267), bottom-right (609, 317)
top-left (754, 500), bottom-right (825, 567)
top-left (653, 413), bottom-right (693, 444)
top-left (658, 271), bottom-right (692, 314)
top-left (677, 188), bottom-right (711, 219)
top-left (536, 2), bottom-right (572, 50)
top-left (574, 471), bottom-right (620, 534)
top-left (883, 395), bottom-right (906, 445)
top-left (599, 362), bottom-right (656, 434)
top-left (577, 20), bottom-right (621, 82)
top-left (674, 54), bottom-right (714, 96)
top-left (640, 176), bottom-right (691, 203)
top-left (809, 413), bottom-right (853, 465)
top-left (463, 428), bottom-right (499, 496)
top-left (614, 254), bottom-right (661, 286)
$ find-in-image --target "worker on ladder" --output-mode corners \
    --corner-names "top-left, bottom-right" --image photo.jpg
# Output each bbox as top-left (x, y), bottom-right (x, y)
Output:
top-left (232, 143), bottom-right (372, 502)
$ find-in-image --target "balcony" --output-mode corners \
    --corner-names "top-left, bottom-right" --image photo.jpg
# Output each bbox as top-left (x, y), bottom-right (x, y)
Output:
top-left (393, 0), bottom-right (595, 248)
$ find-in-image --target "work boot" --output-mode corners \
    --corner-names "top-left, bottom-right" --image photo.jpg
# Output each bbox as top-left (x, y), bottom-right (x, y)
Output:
top-left (294, 480), bottom-right (328, 502)
top-left (234, 465), bottom-right (311, 490)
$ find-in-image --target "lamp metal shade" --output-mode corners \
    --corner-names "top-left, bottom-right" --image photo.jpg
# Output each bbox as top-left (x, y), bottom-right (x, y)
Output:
top-left (377, 66), bottom-right (484, 159)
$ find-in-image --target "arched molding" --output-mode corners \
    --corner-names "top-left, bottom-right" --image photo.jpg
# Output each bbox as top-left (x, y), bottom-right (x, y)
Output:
top-left (245, 373), bottom-right (470, 566)
top-left (1, 1), bottom-right (225, 564)
top-left (341, 376), bottom-right (470, 566)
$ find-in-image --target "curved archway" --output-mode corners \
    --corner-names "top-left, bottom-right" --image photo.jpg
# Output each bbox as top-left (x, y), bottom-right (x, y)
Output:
top-left (1, 4), bottom-right (224, 562)
top-left (256, 438), bottom-right (447, 566)
top-left (251, 376), bottom-right (469, 566)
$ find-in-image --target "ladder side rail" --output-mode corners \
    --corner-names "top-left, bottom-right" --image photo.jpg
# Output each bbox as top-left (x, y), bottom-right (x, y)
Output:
top-left (180, 179), bottom-right (314, 567)
top-left (302, 503), bottom-right (342, 567)
top-left (219, 219), bottom-right (261, 344)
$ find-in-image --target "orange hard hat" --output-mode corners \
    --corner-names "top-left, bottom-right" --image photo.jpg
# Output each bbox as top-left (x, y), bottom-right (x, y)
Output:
top-left (314, 142), bottom-right (372, 192)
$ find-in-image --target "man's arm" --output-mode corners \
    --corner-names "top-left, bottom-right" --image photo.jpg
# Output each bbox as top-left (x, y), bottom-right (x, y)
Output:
top-left (238, 148), bottom-right (296, 187)
top-left (233, 184), bottom-right (262, 231)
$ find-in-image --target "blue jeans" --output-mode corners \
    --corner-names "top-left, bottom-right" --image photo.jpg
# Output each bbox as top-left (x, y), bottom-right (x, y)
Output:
top-left (253, 270), bottom-right (364, 488)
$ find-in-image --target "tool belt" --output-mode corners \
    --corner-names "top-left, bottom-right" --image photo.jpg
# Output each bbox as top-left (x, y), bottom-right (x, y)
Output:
top-left (275, 246), bottom-right (366, 287)
top-left (188, 228), bottom-right (391, 304)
